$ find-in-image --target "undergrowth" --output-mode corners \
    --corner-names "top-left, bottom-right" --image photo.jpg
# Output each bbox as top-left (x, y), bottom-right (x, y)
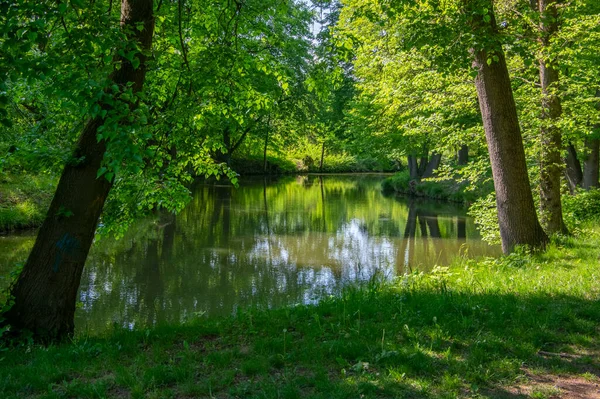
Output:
top-left (0, 174), bottom-right (56, 232)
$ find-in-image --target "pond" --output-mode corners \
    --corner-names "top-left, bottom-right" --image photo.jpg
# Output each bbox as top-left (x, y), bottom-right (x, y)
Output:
top-left (0, 174), bottom-right (500, 334)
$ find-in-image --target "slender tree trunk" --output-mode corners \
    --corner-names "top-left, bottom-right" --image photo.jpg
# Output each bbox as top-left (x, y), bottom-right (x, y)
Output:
top-left (421, 152), bottom-right (441, 179)
top-left (583, 138), bottom-right (599, 189)
top-left (457, 145), bottom-right (469, 165)
top-left (538, 0), bottom-right (567, 234)
top-left (470, 3), bottom-right (548, 253)
top-left (4, 0), bottom-right (155, 341)
top-left (319, 142), bottom-right (325, 172)
top-left (263, 129), bottom-right (269, 174)
top-left (565, 142), bottom-right (583, 194)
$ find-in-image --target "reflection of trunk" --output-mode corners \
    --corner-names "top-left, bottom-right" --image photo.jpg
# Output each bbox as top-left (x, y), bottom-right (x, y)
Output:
top-left (417, 209), bottom-right (428, 256)
top-left (397, 202), bottom-right (417, 273)
top-left (583, 138), bottom-right (599, 190)
top-left (222, 193), bottom-right (231, 244)
top-left (565, 142), bottom-right (583, 194)
top-left (422, 153), bottom-right (442, 179)
top-left (417, 211), bottom-right (428, 238)
top-left (470, 3), bottom-right (548, 253)
top-left (458, 145), bottom-right (469, 165)
top-left (161, 216), bottom-right (176, 259)
top-left (422, 210), bottom-right (446, 264)
top-left (4, 0), bottom-right (155, 341)
top-left (320, 175), bottom-right (326, 232)
top-left (424, 213), bottom-right (441, 239)
top-left (408, 155), bottom-right (419, 179)
top-left (263, 178), bottom-right (270, 235)
top-left (457, 217), bottom-right (466, 241)
top-left (143, 237), bottom-right (162, 326)
top-left (208, 188), bottom-right (223, 246)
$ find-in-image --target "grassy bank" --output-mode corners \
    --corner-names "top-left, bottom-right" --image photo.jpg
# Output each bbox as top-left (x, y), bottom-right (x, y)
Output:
top-left (381, 171), bottom-right (491, 205)
top-left (0, 174), bottom-right (55, 233)
top-left (229, 152), bottom-right (398, 175)
top-left (2, 228), bottom-right (600, 398)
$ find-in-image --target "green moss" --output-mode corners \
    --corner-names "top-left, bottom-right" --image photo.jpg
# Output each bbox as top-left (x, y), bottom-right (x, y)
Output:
top-left (1, 227), bottom-right (600, 398)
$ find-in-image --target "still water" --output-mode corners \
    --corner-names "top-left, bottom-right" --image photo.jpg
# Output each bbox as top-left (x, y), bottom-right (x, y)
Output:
top-left (0, 174), bottom-right (500, 334)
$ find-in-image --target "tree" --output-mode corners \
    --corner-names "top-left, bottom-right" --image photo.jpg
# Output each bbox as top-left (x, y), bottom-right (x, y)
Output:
top-left (338, 0), bottom-right (548, 252)
top-left (3, 0), bottom-right (155, 341)
top-left (537, 0), bottom-right (567, 233)
top-left (470, 3), bottom-right (548, 252)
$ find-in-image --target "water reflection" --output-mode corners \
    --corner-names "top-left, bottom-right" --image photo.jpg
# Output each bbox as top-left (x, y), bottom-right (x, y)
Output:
top-left (0, 175), bottom-right (500, 334)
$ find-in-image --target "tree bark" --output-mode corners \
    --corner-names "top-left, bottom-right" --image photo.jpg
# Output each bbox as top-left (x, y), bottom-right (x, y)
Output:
top-left (470, 3), bottom-right (548, 253)
top-left (4, 0), bottom-right (155, 341)
top-left (457, 144), bottom-right (468, 165)
top-left (421, 152), bottom-right (441, 179)
top-left (582, 137), bottom-right (599, 189)
top-left (537, 0), bottom-right (567, 234)
top-left (407, 154), bottom-right (419, 180)
top-left (417, 146), bottom-right (428, 177)
top-left (564, 142), bottom-right (583, 194)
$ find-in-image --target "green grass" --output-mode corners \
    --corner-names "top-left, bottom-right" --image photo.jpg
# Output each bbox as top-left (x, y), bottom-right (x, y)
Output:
top-left (0, 174), bottom-right (56, 232)
top-left (1, 229), bottom-right (600, 398)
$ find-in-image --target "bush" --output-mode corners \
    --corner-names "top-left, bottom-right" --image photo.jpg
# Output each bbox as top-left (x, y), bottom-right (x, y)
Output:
top-left (228, 155), bottom-right (296, 175)
top-left (563, 188), bottom-right (600, 229)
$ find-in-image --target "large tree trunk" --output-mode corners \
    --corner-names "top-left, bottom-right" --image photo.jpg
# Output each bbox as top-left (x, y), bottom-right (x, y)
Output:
top-left (421, 152), bottom-right (441, 179)
top-left (565, 142), bottom-right (583, 194)
top-left (582, 137), bottom-right (599, 189)
top-left (4, 0), bottom-right (155, 341)
top-left (417, 146), bottom-right (428, 177)
top-left (470, 3), bottom-right (548, 253)
top-left (537, 0), bottom-right (567, 234)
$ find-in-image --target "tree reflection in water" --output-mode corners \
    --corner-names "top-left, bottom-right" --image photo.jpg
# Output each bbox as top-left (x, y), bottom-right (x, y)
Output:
top-left (0, 175), bottom-right (500, 334)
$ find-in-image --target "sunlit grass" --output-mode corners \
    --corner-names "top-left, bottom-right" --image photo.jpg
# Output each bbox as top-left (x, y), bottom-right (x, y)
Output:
top-left (0, 174), bottom-right (56, 231)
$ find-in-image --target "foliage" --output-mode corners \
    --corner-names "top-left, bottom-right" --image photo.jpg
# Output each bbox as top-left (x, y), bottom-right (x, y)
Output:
top-left (468, 193), bottom-right (501, 246)
top-left (563, 188), bottom-right (600, 229)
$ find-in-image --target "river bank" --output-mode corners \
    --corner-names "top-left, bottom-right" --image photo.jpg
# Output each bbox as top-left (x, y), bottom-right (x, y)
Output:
top-left (0, 174), bottom-right (56, 233)
top-left (1, 226), bottom-right (599, 398)
top-left (381, 171), bottom-right (493, 205)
